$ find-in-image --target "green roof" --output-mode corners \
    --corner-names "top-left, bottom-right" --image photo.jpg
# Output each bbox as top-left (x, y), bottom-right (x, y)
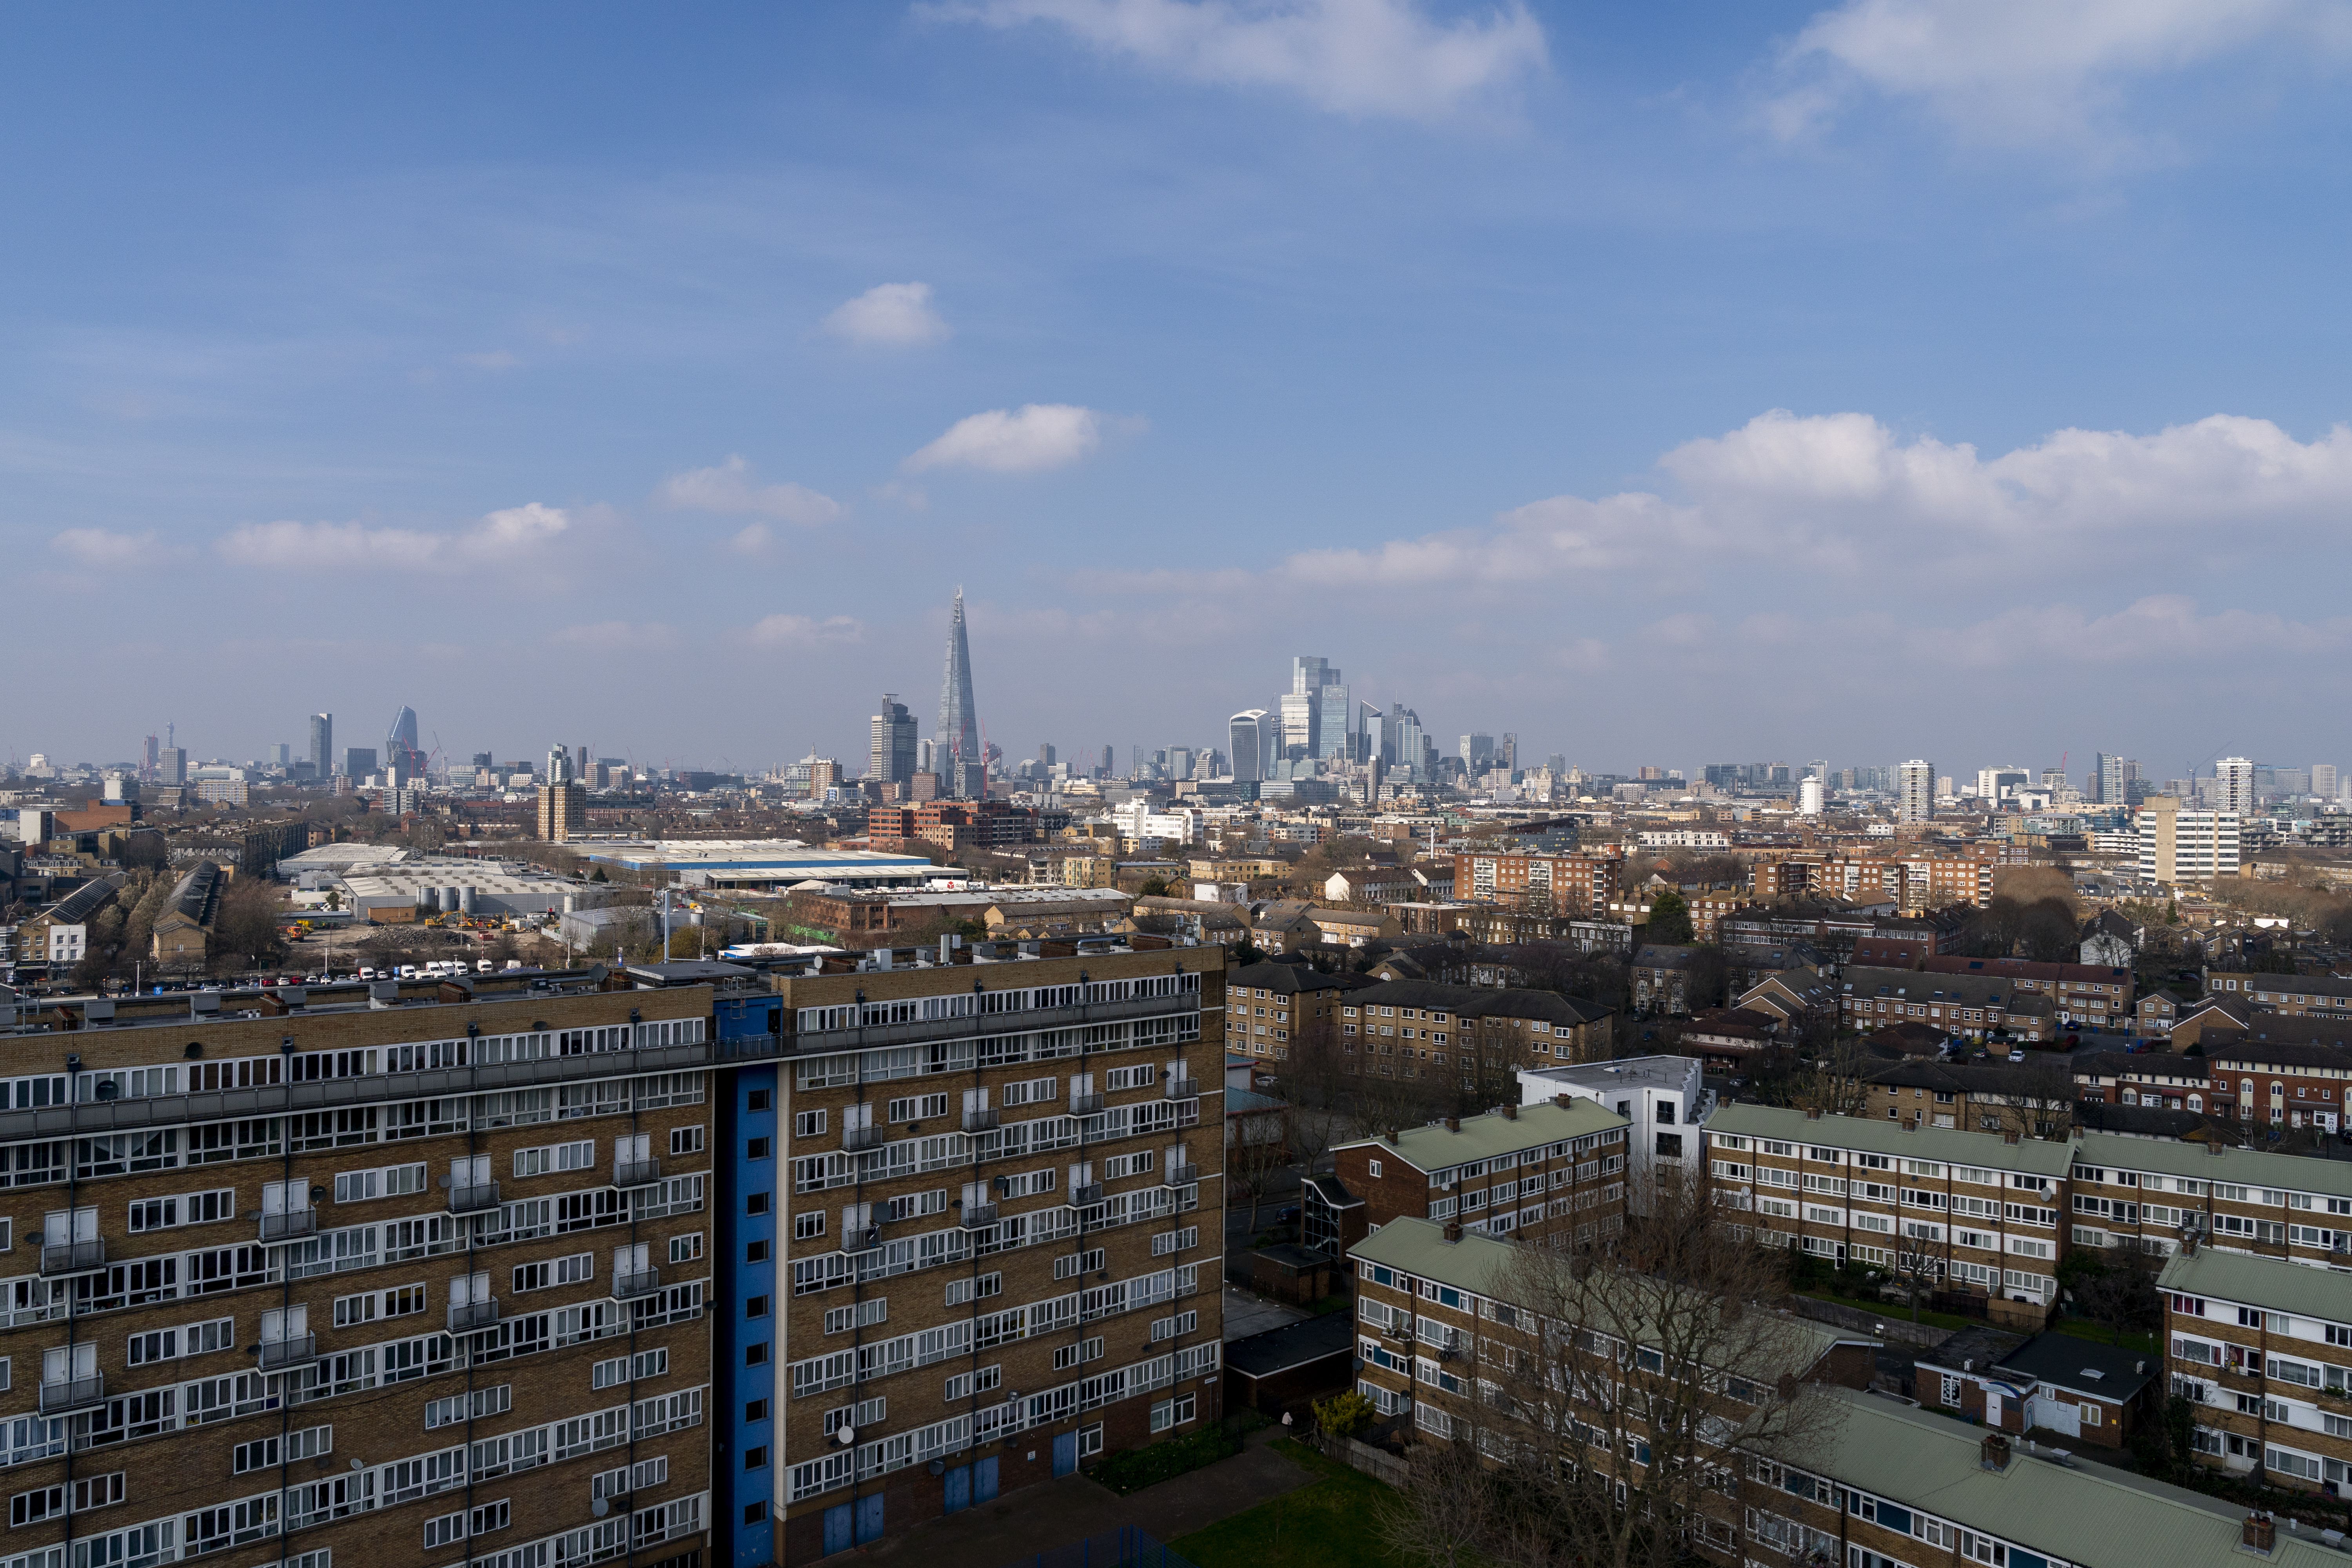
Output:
top-left (2156, 1245), bottom-right (2352, 1324)
top-left (2077, 1131), bottom-right (2352, 1202)
top-left (1815, 1385), bottom-right (2337, 1567)
top-left (1347, 1216), bottom-right (1862, 1373)
top-left (1708, 1104), bottom-right (2075, 1177)
top-left (1333, 1098), bottom-right (1627, 1175)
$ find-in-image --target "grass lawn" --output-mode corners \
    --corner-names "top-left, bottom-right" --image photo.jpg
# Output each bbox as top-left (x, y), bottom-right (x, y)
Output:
top-left (1172, 1440), bottom-right (1398, 1568)
top-left (1796, 1289), bottom-right (1978, 1334)
top-left (2049, 1318), bottom-right (2159, 1355)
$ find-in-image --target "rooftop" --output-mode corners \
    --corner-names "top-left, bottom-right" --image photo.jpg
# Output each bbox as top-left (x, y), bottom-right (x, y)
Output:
top-left (1708, 1104), bottom-right (2076, 1175)
top-left (2158, 1243), bottom-right (2352, 1323)
top-left (1333, 1097), bottom-right (1628, 1173)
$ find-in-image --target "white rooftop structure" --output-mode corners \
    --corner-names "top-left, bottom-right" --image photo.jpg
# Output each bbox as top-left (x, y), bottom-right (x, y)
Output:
top-left (335, 857), bottom-right (593, 919)
top-left (1519, 1054), bottom-right (1713, 1211)
top-left (577, 841), bottom-right (945, 891)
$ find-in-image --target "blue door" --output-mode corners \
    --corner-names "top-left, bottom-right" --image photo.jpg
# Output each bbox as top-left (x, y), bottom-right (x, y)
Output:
top-left (822, 1503), bottom-right (853, 1557)
top-left (1053, 1432), bottom-right (1079, 1477)
top-left (944, 1464), bottom-right (972, 1515)
top-left (975, 1455), bottom-right (999, 1503)
top-left (856, 1492), bottom-right (885, 1544)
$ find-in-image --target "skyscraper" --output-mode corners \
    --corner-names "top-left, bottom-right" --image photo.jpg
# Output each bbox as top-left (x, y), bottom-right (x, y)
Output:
top-left (2095, 752), bottom-right (2125, 805)
top-left (308, 711), bottom-right (332, 777)
top-left (2314, 764), bottom-right (2340, 800)
top-left (1278, 691), bottom-right (1317, 760)
top-left (1461, 733), bottom-right (1495, 771)
top-left (938, 588), bottom-right (982, 797)
top-left (1392, 706), bottom-right (1426, 781)
top-left (387, 704), bottom-right (424, 776)
top-left (1290, 655), bottom-right (1332, 694)
top-left (2214, 757), bottom-right (2256, 818)
top-left (871, 694), bottom-right (917, 787)
top-left (1228, 710), bottom-right (1274, 782)
top-left (1898, 760), bottom-right (1936, 822)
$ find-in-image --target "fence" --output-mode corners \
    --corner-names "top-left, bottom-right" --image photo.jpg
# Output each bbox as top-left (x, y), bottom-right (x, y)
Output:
top-left (995, 1525), bottom-right (1203, 1568)
top-left (1341, 1437), bottom-right (1410, 1488)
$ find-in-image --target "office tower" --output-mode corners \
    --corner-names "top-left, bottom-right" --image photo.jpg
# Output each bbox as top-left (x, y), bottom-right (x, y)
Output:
top-left (1228, 710), bottom-right (1273, 782)
top-left (1798, 776), bottom-right (1824, 816)
top-left (1360, 704), bottom-right (1389, 767)
top-left (345, 746), bottom-right (378, 780)
top-left (1805, 758), bottom-right (1828, 780)
top-left (2214, 757), bottom-right (2256, 818)
top-left (308, 712), bottom-right (333, 777)
top-left (159, 746), bottom-right (187, 785)
top-left (0, 971), bottom-right (720, 1568)
top-left (938, 588), bottom-right (982, 797)
top-left (2315, 764), bottom-right (2340, 800)
top-left (1547, 753), bottom-right (1567, 775)
top-left (1974, 766), bottom-right (2028, 802)
top-left (1098, 744), bottom-right (1114, 779)
top-left (546, 742), bottom-right (575, 784)
top-left (1037, 743), bottom-right (1056, 768)
top-left (1290, 655), bottom-right (1332, 695)
top-left (2095, 753), bottom-right (2125, 805)
top-left (1392, 707), bottom-right (1426, 782)
top-left (387, 704), bottom-right (425, 776)
top-left (1167, 747), bottom-right (1193, 780)
top-left (1460, 734), bottom-right (1495, 771)
top-left (1499, 734), bottom-right (1517, 774)
top-left (1316, 682), bottom-right (1351, 761)
top-left (1898, 760), bottom-right (1935, 822)
top-left (762, 942), bottom-right (1225, 1558)
top-left (266, 742), bottom-right (288, 769)
top-left (472, 751), bottom-right (494, 769)
top-left (1275, 692), bottom-right (1314, 761)
top-left (869, 695), bottom-right (917, 787)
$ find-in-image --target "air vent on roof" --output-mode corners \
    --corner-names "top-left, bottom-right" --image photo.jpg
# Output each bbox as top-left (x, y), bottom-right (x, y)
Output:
top-left (190, 993), bottom-right (221, 1017)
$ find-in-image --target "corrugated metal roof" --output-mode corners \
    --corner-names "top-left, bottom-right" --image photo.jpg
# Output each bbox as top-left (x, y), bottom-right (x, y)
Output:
top-left (2157, 1245), bottom-right (2352, 1322)
top-left (1332, 1097), bottom-right (1626, 1172)
top-left (2078, 1131), bottom-right (2352, 1201)
top-left (1708, 1104), bottom-right (2075, 1176)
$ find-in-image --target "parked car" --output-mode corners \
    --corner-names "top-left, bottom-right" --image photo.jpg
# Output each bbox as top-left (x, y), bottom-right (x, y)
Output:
top-left (2007, 1049), bottom-right (2026, 1063)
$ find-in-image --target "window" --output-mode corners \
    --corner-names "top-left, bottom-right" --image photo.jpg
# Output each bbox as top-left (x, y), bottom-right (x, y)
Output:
top-left (824, 1299), bottom-right (888, 1334)
top-left (747, 1137), bottom-right (772, 1160)
top-left (748, 1192), bottom-right (770, 1216)
top-left (748, 1294), bottom-right (770, 1318)
top-left (746, 1238), bottom-right (768, 1263)
top-left (670, 1127), bottom-right (705, 1156)
top-left (886, 1093), bottom-right (949, 1123)
top-left (746, 1342), bottom-right (769, 1366)
top-left (670, 1233), bottom-right (704, 1263)
top-left (1368, 1160), bottom-right (1383, 1178)
top-left (513, 1141), bottom-right (595, 1178)
top-left (793, 1210), bottom-right (823, 1240)
top-left (945, 1272), bottom-right (1002, 1306)
top-left (634, 1348), bottom-right (668, 1379)
top-left (592, 1356), bottom-right (630, 1390)
top-left (1150, 1393), bottom-right (1198, 1432)
top-left (748, 1089), bottom-right (772, 1112)
top-left (745, 1446), bottom-right (768, 1470)
top-left (746, 1398), bottom-right (769, 1422)
top-left (794, 1111), bottom-right (827, 1138)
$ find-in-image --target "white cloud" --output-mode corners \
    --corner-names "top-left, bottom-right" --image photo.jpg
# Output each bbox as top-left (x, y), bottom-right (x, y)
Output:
top-left (905, 403), bottom-right (1107, 474)
top-left (743, 613), bottom-right (865, 648)
top-left (822, 282), bottom-right (950, 346)
top-left (50, 528), bottom-right (169, 568)
top-left (551, 620), bottom-right (681, 651)
top-left (656, 456), bottom-right (844, 524)
top-left (1271, 409), bottom-right (2352, 592)
top-left (926, 0), bottom-right (1547, 120)
top-left (1770, 0), bottom-right (2336, 147)
top-left (216, 502), bottom-right (570, 571)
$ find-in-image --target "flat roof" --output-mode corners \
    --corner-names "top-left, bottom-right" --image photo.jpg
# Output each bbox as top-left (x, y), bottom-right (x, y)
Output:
top-left (579, 842), bottom-right (932, 873)
top-left (1222, 1310), bottom-right (1354, 1379)
top-left (1333, 1098), bottom-right (1628, 1173)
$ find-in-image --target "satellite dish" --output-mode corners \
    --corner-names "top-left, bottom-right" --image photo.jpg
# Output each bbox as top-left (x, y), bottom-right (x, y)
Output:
top-left (835, 1426), bottom-right (856, 1446)
top-left (591, 1498), bottom-right (609, 1518)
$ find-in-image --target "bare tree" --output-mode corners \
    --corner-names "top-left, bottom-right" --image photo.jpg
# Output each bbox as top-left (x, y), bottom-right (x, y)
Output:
top-left (1783, 1033), bottom-right (1873, 1119)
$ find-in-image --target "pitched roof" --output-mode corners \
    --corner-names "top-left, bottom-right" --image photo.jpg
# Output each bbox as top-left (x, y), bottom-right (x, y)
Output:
top-left (1343, 978), bottom-right (1613, 1027)
top-left (2076, 1129), bottom-right (2352, 1202)
top-left (2158, 1243), bottom-right (2352, 1322)
top-left (1840, 964), bottom-right (2057, 1015)
top-left (1708, 1104), bottom-right (2075, 1176)
top-left (1225, 958), bottom-right (1377, 996)
top-left (1332, 1098), bottom-right (1626, 1174)
top-left (1990, 1330), bottom-right (2158, 1403)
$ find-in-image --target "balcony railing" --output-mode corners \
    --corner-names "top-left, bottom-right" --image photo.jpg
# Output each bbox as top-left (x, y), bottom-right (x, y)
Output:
top-left (448, 1299), bottom-right (501, 1333)
top-left (792, 993), bottom-right (1199, 1055)
top-left (38, 1239), bottom-right (105, 1276)
top-left (38, 1375), bottom-right (105, 1415)
top-left (1067, 1183), bottom-right (1105, 1208)
top-left (448, 1181), bottom-right (502, 1215)
top-left (258, 1333), bottom-right (318, 1371)
top-left (1162, 1077), bottom-right (1200, 1101)
top-left (841, 1126), bottom-right (883, 1152)
top-left (840, 1226), bottom-right (883, 1254)
top-left (1162, 1162), bottom-right (1200, 1187)
top-left (258, 1210), bottom-right (318, 1243)
top-left (610, 1269), bottom-right (661, 1301)
top-left (612, 1158), bottom-right (663, 1189)
top-left (958, 1203), bottom-right (999, 1230)
top-left (1067, 1093), bottom-right (1104, 1116)
top-left (962, 1108), bottom-right (999, 1133)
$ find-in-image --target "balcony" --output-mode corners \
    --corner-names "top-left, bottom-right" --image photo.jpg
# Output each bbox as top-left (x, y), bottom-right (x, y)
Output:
top-left (840, 1225), bottom-right (883, 1254)
top-left (1067, 1183), bottom-right (1105, 1208)
top-left (611, 1158), bottom-right (663, 1190)
top-left (38, 1375), bottom-right (105, 1415)
top-left (448, 1181), bottom-right (502, 1215)
top-left (258, 1210), bottom-right (318, 1243)
top-left (1162, 1162), bottom-right (1199, 1187)
top-left (962, 1108), bottom-right (999, 1133)
top-left (38, 1239), bottom-right (105, 1276)
top-left (258, 1333), bottom-right (318, 1371)
top-left (448, 1299), bottom-right (502, 1333)
top-left (841, 1126), bottom-right (883, 1152)
top-left (792, 992), bottom-right (1198, 1055)
top-left (1162, 1077), bottom-right (1200, 1101)
top-left (610, 1269), bottom-right (662, 1302)
top-left (958, 1203), bottom-right (999, 1230)
top-left (1068, 1093), bottom-right (1104, 1116)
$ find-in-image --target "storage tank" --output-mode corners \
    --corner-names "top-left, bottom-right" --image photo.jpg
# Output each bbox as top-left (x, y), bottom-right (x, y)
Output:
top-left (419, 887), bottom-right (439, 912)
top-left (459, 886), bottom-right (478, 915)
top-left (443, 886), bottom-right (462, 916)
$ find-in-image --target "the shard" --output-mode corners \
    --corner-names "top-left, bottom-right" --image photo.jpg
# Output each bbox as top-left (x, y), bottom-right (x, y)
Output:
top-left (938, 587), bottom-right (982, 796)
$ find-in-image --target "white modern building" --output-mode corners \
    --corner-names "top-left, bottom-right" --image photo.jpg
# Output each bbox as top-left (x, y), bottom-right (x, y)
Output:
top-left (1516, 1054), bottom-right (1713, 1211)
top-left (2138, 795), bottom-right (2241, 885)
top-left (1899, 759), bottom-right (1936, 822)
top-left (2214, 757), bottom-right (2256, 818)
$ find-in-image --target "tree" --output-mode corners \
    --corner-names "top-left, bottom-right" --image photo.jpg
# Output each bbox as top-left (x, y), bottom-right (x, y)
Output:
top-left (1646, 888), bottom-right (1693, 946)
top-left (210, 877), bottom-right (286, 975)
top-left (1137, 876), bottom-right (1170, 897)
top-left (1784, 1034), bottom-right (1873, 1119)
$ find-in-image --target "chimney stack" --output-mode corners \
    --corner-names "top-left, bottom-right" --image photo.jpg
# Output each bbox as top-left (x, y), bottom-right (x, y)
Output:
top-left (1442, 1221), bottom-right (1463, 1244)
top-left (1445, 1116), bottom-right (1461, 1132)
top-left (1555, 1094), bottom-right (1575, 1110)
top-left (1501, 1103), bottom-right (1517, 1120)
top-left (2243, 1512), bottom-right (2276, 1553)
top-left (1980, 1432), bottom-right (2011, 1472)
top-left (2004, 1131), bottom-right (2020, 1145)
top-left (1805, 1106), bottom-right (1822, 1121)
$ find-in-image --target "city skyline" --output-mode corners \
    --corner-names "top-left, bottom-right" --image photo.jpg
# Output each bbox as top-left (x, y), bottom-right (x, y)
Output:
top-left (7, 8), bottom-right (2352, 764)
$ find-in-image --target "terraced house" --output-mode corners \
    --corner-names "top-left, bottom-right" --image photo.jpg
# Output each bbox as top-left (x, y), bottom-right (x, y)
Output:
top-left (0, 970), bottom-right (717, 1568)
top-left (768, 941), bottom-right (1223, 1560)
top-left (1837, 965), bottom-right (2056, 1042)
top-left (1327, 1099), bottom-right (1629, 1249)
top-left (1337, 981), bottom-right (1613, 1089)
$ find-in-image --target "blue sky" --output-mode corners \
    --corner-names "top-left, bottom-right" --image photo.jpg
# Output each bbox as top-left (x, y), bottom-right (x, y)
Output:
top-left (10, 1), bottom-right (2352, 782)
